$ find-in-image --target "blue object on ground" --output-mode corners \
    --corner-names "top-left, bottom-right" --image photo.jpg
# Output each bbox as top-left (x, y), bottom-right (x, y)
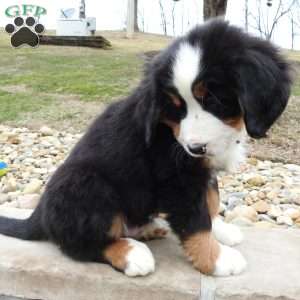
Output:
top-left (0, 161), bottom-right (8, 176)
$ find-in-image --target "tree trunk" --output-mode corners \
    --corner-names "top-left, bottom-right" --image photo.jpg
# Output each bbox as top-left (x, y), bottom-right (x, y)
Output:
top-left (126, 0), bottom-right (135, 38)
top-left (291, 17), bottom-right (294, 49)
top-left (245, 0), bottom-right (249, 31)
top-left (134, 0), bottom-right (139, 32)
top-left (203, 0), bottom-right (228, 21)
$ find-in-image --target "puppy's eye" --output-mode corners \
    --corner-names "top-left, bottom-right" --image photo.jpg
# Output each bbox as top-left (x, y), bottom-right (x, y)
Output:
top-left (168, 93), bottom-right (182, 108)
top-left (193, 81), bottom-right (207, 99)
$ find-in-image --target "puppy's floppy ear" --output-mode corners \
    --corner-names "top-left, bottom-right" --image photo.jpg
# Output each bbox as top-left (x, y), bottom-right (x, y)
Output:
top-left (134, 79), bottom-right (161, 146)
top-left (236, 41), bottom-right (292, 139)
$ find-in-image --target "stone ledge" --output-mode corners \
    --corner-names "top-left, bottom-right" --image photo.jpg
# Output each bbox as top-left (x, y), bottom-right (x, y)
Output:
top-left (0, 208), bottom-right (200, 300)
top-left (0, 208), bottom-right (299, 300)
top-left (210, 227), bottom-right (300, 300)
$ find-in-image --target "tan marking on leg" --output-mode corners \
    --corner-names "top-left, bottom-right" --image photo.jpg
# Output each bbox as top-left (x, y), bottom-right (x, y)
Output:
top-left (207, 186), bottom-right (220, 218)
top-left (103, 239), bottom-right (132, 270)
top-left (224, 116), bottom-right (244, 131)
top-left (108, 215), bottom-right (124, 240)
top-left (183, 231), bottom-right (220, 274)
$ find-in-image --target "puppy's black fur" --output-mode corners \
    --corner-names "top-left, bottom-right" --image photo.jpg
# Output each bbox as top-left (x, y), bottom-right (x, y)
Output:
top-left (0, 20), bottom-right (291, 265)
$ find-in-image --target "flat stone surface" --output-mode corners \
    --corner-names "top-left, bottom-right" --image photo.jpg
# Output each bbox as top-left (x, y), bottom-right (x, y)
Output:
top-left (0, 208), bottom-right (200, 300)
top-left (0, 208), bottom-right (299, 300)
top-left (201, 228), bottom-right (300, 300)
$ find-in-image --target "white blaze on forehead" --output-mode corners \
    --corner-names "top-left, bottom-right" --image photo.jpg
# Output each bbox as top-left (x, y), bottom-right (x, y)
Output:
top-left (173, 43), bottom-right (201, 98)
top-left (172, 42), bottom-right (246, 171)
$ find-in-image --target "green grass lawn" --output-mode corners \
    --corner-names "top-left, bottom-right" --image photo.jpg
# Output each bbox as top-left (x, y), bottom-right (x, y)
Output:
top-left (0, 30), bottom-right (170, 127)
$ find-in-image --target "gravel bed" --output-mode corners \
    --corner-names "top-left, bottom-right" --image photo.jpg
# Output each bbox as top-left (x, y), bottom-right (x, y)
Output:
top-left (1, 125), bottom-right (300, 229)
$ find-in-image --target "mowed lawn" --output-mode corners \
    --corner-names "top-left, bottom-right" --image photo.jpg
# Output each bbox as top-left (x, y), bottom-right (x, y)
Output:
top-left (0, 30), bottom-right (170, 129)
top-left (0, 29), bottom-right (299, 163)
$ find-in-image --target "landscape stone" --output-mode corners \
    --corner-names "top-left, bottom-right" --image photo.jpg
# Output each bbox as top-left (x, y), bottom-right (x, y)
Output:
top-left (247, 157), bottom-right (258, 166)
top-left (22, 179), bottom-right (42, 195)
top-left (3, 178), bottom-right (17, 193)
top-left (226, 196), bottom-right (243, 210)
top-left (284, 208), bottom-right (300, 220)
top-left (40, 126), bottom-right (54, 136)
top-left (0, 194), bottom-right (9, 205)
top-left (230, 217), bottom-right (254, 227)
top-left (266, 190), bottom-right (279, 200)
top-left (17, 194), bottom-right (40, 209)
top-left (277, 215), bottom-right (293, 226)
top-left (267, 205), bottom-right (283, 219)
top-left (257, 214), bottom-right (276, 224)
top-left (251, 200), bottom-right (270, 213)
top-left (227, 205), bottom-right (258, 222)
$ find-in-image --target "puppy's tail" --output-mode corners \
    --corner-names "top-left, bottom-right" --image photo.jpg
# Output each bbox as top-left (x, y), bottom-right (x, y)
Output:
top-left (0, 207), bottom-right (46, 240)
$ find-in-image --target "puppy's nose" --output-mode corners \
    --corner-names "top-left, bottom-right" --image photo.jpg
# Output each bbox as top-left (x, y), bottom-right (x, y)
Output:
top-left (187, 143), bottom-right (207, 155)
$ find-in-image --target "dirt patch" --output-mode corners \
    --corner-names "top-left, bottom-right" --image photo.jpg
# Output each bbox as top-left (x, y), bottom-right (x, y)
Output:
top-left (7, 96), bottom-right (106, 133)
top-left (0, 84), bottom-right (30, 94)
top-left (249, 95), bottom-right (300, 164)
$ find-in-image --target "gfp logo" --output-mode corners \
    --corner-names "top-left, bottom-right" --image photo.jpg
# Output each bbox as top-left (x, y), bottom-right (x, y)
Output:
top-left (5, 16), bottom-right (45, 48)
top-left (5, 4), bottom-right (47, 18)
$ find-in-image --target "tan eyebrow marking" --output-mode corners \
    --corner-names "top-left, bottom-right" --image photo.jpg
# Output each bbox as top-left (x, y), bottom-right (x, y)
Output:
top-left (224, 116), bottom-right (244, 131)
top-left (167, 92), bottom-right (182, 107)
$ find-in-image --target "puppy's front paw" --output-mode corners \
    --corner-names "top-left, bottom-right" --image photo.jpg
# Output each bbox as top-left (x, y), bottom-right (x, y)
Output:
top-left (124, 239), bottom-right (155, 277)
top-left (212, 218), bottom-right (244, 246)
top-left (213, 245), bottom-right (247, 276)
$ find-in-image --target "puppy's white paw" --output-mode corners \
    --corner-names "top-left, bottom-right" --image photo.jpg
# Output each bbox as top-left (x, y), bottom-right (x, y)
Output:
top-left (124, 238), bottom-right (155, 277)
top-left (212, 217), bottom-right (244, 246)
top-left (139, 217), bottom-right (170, 240)
top-left (213, 244), bottom-right (247, 276)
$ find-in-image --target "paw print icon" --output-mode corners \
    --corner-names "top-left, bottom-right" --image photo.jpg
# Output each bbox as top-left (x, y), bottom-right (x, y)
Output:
top-left (5, 16), bottom-right (45, 48)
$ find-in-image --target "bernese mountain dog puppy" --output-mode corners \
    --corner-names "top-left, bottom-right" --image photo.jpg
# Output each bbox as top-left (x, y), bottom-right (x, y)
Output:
top-left (0, 20), bottom-right (291, 277)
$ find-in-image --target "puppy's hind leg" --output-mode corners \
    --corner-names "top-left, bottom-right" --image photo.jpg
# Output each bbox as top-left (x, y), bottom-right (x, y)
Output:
top-left (130, 216), bottom-right (170, 241)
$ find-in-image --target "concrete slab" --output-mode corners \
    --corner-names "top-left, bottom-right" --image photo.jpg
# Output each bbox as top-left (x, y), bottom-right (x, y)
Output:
top-left (0, 208), bottom-right (201, 300)
top-left (0, 208), bottom-right (299, 300)
top-left (201, 228), bottom-right (300, 300)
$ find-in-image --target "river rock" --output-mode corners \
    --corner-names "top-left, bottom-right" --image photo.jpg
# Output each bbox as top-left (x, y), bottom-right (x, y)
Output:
top-left (17, 194), bottom-right (40, 209)
top-left (226, 205), bottom-right (258, 222)
top-left (246, 175), bottom-right (266, 187)
top-left (251, 200), bottom-right (270, 213)
top-left (283, 208), bottom-right (300, 220)
top-left (277, 215), bottom-right (293, 226)
top-left (40, 126), bottom-right (54, 136)
top-left (23, 179), bottom-right (42, 194)
top-left (267, 205), bottom-right (282, 219)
